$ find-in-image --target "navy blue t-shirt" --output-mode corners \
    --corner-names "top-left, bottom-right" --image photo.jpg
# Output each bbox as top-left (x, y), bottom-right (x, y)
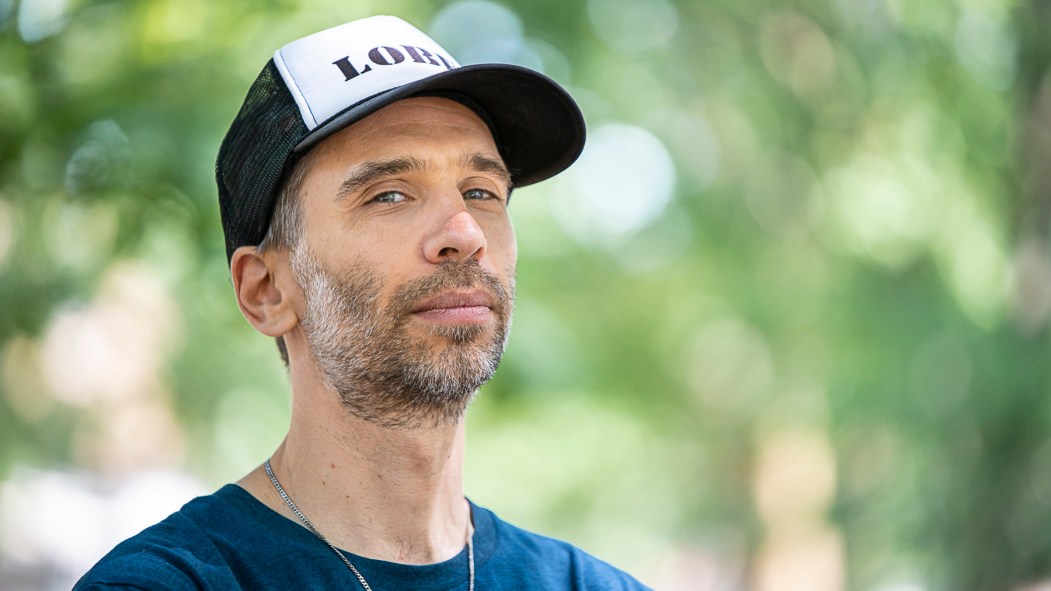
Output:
top-left (74, 484), bottom-right (650, 590)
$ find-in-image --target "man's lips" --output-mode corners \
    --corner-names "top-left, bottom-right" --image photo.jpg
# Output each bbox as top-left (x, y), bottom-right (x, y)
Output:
top-left (410, 289), bottom-right (496, 324)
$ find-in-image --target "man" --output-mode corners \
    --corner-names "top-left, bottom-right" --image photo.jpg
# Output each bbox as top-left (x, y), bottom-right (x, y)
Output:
top-left (75, 14), bottom-right (649, 590)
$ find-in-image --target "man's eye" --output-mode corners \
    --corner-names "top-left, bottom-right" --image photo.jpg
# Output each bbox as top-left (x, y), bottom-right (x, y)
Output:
top-left (372, 191), bottom-right (406, 204)
top-left (463, 188), bottom-right (496, 201)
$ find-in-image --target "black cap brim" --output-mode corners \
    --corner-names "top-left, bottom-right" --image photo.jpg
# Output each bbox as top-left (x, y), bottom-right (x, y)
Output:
top-left (292, 63), bottom-right (585, 188)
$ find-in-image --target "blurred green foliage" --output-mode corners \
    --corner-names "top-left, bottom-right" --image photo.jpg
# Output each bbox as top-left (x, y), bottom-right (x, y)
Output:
top-left (2, 0), bottom-right (1051, 589)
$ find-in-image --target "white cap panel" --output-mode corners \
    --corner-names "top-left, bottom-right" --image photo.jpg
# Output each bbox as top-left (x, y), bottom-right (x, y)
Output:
top-left (273, 15), bottom-right (461, 130)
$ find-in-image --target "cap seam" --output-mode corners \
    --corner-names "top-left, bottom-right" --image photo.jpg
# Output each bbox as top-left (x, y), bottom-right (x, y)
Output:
top-left (273, 48), bottom-right (319, 128)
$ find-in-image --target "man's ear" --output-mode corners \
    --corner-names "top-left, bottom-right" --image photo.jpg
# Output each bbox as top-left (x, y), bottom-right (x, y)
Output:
top-left (230, 245), bottom-right (299, 338)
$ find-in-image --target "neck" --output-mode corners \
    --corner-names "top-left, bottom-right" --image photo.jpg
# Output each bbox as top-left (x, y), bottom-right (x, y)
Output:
top-left (240, 370), bottom-right (471, 564)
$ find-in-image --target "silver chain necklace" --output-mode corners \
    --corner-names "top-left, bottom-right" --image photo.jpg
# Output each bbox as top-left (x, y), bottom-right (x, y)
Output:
top-left (264, 459), bottom-right (475, 591)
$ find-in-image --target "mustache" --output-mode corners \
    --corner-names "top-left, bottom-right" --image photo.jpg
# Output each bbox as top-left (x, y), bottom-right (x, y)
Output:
top-left (385, 259), bottom-right (512, 319)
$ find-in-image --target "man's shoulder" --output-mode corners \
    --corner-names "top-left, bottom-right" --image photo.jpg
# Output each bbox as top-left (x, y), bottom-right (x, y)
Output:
top-left (73, 485), bottom-right (246, 591)
top-left (475, 504), bottom-right (653, 590)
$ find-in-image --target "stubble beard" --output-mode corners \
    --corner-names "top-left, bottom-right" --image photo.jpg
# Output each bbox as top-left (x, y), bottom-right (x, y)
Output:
top-left (290, 243), bottom-right (514, 429)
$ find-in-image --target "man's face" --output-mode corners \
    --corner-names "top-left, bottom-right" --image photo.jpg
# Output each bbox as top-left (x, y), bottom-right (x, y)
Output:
top-left (285, 97), bottom-right (517, 428)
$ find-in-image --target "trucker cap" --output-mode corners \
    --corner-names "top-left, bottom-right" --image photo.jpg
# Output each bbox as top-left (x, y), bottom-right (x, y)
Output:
top-left (216, 15), bottom-right (586, 261)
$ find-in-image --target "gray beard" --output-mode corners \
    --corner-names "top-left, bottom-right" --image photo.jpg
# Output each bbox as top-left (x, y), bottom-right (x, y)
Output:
top-left (290, 244), bottom-right (514, 429)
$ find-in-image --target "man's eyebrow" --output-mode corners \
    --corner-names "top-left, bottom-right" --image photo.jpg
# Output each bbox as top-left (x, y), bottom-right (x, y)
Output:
top-left (335, 153), bottom-right (512, 199)
top-left (336, 157), bottom-right (426, 199)
top-left (461, 153), bottom-right (512, 189)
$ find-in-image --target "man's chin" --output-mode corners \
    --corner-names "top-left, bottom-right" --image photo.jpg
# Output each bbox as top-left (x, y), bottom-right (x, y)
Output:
top-left (403, 314), bottom-right (496, 344)
top-left (429, 323), bottom-right (493, 344)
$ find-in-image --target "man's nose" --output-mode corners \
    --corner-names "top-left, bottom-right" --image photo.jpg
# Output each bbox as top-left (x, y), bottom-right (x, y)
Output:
top-left (422, 203), bottom-right (488, 265)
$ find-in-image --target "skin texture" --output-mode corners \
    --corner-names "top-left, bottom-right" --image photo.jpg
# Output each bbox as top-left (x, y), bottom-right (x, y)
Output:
top-left (228, 97), bottom-right (517, 564)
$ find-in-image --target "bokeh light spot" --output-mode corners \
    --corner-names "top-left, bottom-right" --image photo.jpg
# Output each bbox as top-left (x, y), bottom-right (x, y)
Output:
top-left (1, 337), bottom-right (53, 423)
top-left (429, 1), bottom-right (526, 66)
top-left (16, 0), bottom-right (68, 42)
top-left (819, 156), bottom-right (930, 268)
top-left (0, 0), bottom-right (14, 25)
top-left (934, 199), bottom-right (1010, 327)
top-left (551, 123), bottom-right (676, 248)
top-left (759, 13), bottom-right (838, 99)
top-left (42, 201), bottom-right (118, 271)
top-left (40, 262), bottom-right (181, 406)
top-left (954, 8), bottom-right (1016, 91)
top-left (686, 318), bottom-right (774, 413)
top-left (0, 198), bottom-right (15, 268)
top-left (588, 0), bottom-right (679, 53)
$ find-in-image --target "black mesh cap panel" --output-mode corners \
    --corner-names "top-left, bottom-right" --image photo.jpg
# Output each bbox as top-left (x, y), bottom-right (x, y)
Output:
top-left (216, 60), bottom-right (309, 262)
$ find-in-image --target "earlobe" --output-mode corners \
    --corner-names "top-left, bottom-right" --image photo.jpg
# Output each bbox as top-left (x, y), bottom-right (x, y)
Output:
top-left (230, 246), bottom-right (299, 338)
